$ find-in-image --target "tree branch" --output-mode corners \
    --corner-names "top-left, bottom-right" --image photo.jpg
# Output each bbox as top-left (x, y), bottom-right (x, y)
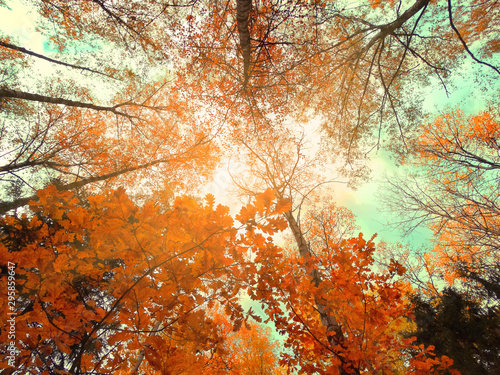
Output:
top-left (0, 88), bottom-right (131, 117)
top-left (447, 0), bottom-right (500, 75)
top-left (0, 40), bottom-right (118, 80)
top-left (365, 0), bottom-right (430, 50)
top-left (0, 158), bottom-right (169, 215)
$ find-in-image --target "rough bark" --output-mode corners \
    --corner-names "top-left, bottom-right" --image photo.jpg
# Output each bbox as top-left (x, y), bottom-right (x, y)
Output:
top-left (236, 0), bottom-right (252, 89)
top-left (284, 210), bottom-right (359, 375)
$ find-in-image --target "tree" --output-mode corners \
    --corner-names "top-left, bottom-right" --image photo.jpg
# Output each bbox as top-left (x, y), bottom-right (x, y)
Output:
top-left (182, 0), bottom-right (500, 169)
top-left (410, 287), bottom-right (500, 375)
top-left (2, 1), bottom-right (499, 374)
top-left (383, 108), bottom-right (500, 374)
top-left (1, 5), bottom-right (221, 213)
top-left (232, 132), bottom-right (457, 374)
top-left (0, 186), bottom-right (289, 374)
top-left (203, 305), bottom-right (286, 375)
top-left (4, 0), bottom-right (500, 177)
top-left (243, 198), bottom-right (458, 374)
top-left (0, 72), bottom-right (221, 214)
top-left (385, 109), bottom-right (500, 285)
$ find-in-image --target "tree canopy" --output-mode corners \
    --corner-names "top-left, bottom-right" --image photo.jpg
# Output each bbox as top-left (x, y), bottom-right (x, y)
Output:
top-left (1, 0), bottom-right (499, 374)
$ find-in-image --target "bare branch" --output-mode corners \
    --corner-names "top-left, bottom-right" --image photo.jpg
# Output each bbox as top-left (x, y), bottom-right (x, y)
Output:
top-left (447, 0), bottom-right (500, 75)
top-left (0, 40), bottom-right (119, 80)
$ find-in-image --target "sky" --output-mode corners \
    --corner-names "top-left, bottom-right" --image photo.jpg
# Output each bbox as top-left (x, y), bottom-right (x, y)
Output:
top-left (0, 1), bottom-right (54, 79)
top-left (0, 2), bottom-right (39, 45)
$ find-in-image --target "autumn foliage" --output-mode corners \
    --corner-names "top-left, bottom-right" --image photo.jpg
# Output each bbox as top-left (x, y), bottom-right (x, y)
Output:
top-left (243, 202), bottom-right (456, 374)
top-left (384, 108), bottom-right (500, 373)
top-left (203, 304), bottom-right (285, 375)
top-left (0, 185), bottom-right (460, 374)
top-left (394, 109), bottom-right (500, 286)
top-left (2, 0), bottom-right (499, 374)
top-left (0, 186), bottom-right (282, 374)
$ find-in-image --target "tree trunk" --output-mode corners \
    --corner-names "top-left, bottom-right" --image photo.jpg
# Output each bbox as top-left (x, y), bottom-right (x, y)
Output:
top-left (284, 210), bottom-right (359, 375)
top-left (236, 0), bottom-right (252, 89)
top-left (130, 320), bottom-right (162, 374)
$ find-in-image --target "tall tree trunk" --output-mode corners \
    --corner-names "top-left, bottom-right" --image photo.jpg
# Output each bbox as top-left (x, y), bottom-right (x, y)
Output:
top-left (284, 210), bottom-right (360, 375)
top-left (236, 0), bottom-right (252, 89)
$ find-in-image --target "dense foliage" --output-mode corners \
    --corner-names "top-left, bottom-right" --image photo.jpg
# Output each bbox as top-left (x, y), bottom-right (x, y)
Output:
top-left (1, 0), bottom-right (499, 374)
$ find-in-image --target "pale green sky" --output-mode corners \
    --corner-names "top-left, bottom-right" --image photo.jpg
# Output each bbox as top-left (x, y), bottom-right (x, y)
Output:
top-left (332, 55), bottom-right (500, 248)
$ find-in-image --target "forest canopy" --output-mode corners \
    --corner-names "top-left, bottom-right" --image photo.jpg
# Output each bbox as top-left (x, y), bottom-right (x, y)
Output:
top-left (0, 0), bottom-right (499, 374)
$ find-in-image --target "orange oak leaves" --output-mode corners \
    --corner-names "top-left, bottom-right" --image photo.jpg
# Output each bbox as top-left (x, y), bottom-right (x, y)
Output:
top-left (0, 186), bottom-right (287, 374)
top-left (0, 186), bottom-right (460, 374)
top-left (203, 305), bottom-right (285, 375)
top-left (244, 201), bottom-right (458, 374)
